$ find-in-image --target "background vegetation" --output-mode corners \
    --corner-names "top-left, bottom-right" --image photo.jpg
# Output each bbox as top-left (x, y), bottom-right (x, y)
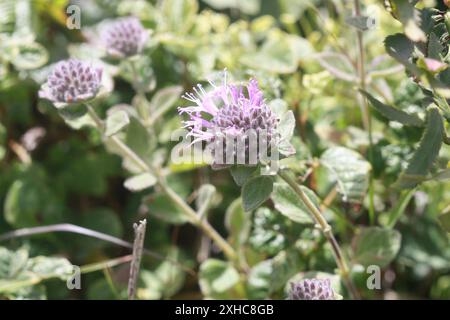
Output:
top-left (0, 0), bottom-right (449, 300)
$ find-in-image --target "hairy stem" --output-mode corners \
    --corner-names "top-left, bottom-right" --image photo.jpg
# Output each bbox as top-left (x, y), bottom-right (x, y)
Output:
top-left (277, 169), bottom-right (360, 300)
top-left (128, 219), bottom-right (147, 300)
top-left (354, 0), bottom-right (375, 224)
top-left (85, 104), bottom-right (237, 262)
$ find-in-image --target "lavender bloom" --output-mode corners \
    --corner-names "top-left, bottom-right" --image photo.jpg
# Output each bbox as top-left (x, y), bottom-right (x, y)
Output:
top-left (178, 73), bottom-right (279, 168)
top-left (289, 278), bottom-right (336, 300)
top-left (39, 59), bottom-right (102, 104)
top-left (103, 17), bottom-right (149, 58)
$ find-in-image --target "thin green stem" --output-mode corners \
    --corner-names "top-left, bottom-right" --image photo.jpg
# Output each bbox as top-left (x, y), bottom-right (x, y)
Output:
top-left (85, 104), bottom-right (237, 262)
top-left (80, 255), bottom-right (133, 274)
top-left (278, 170), bottom-right (360, 300)
top-left (354, 0), bottom-right (375, 224)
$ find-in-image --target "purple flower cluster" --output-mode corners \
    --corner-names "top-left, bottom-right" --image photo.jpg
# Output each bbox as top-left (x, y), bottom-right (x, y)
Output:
top-left (288, 278), bottom-right (336, 300)
top-left (179, 73), bottom-right (279, 167)
top-left (39, 59), bottom-right (102, 104)
top-left (103, 17), bottom-right (148, 58)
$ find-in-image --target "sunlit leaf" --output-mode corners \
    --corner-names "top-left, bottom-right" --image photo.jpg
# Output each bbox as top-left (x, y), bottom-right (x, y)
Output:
top-left (271, 182), bottom-right (316, 224)
top-left (353, 227), bottom-right (401, 268)
top-left (320, 146), bottom-right (371, 203)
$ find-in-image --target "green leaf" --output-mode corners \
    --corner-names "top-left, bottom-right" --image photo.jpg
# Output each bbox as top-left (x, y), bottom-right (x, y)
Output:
top-left (0, 247), bottom-right (28, 279)
top-left (229, 166), bottom-right (257, 186)
top-left (271, 182), bottom-right (316, 224)
top-left (124, 172), bottom-right (157, 192)
top-left (158, 0), bottom-right (198, 34)
top-left (385, 189), bottom-right (415, 228)
top-left (241, 175), bottom-right (273, 212)
top-left (277, 110), bottom-right (296, 157)
top-left (78, 208), bottom-right (123, 251)
top-left (320, 146), bottom-right (371, 203)
top-left (225, 198), bottom-right (250, 248)
top-left (345, 15), bottom-right (374, 31)
top-left (384, 33), bottom-right (421, 75)
top-left (4, 172), bottom-right (63, 228)
top-left (278, 110), bottom-right (295, 142)
top-left (146, 194), bottom-right (190, 225)
top-left (26, 256), bottom-right (74, 281)
top-left (153, 247), bottom-right (188, 298)
top-left (353, 227), bottom-right (402, 268)
top-left (315, 52), bottom-right (357, 82)
top-left (395, 106), bottom-right (444, 188)
top-left (246, 260), bottom-right (273, 299)
top-left (196, 184), bottom-right (219, 216)
top-left (11, 42), bottom-right (48, 70)
top-left (270, 249), bottom-right (303, 291)
top-left (438, 212), bottom-right (450, 233)
top-left (202, 0), bottom-right (260, 15)
top-left (199, 259), bottom-right (240, 298)
top-left (241, 31), bottom-right (300, 74)
top-left (0, 246), bottom-right (73, 294)
top-left (150, 85), bottom-right (184, 119)
top-left (428, 32), bottom-right (444, 60)
top-left (105, 110), bottom-right (130, 137)
top-left (268, 99), bottom-right (288, 117)
top-left (249, 207), bottom-right (288, 254)
top-left (125, 117), bottom-right (154, 167)
top-left (360, 90), bottom-right (424, 127)
top-left (388, 0), bottom-right (426, 42)
top-left (57, 102), bottom-right (88, 120)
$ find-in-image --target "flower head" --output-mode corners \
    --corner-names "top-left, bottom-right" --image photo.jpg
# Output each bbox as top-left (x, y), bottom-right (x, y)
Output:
top-left (102, 17), bottom-right (149, 58)
top-left (288, 278), bottom-right (336, 300)
top-left (179, 72), bottom-right (279, 168)
top-left (39, 59), bottom-right (102, 104)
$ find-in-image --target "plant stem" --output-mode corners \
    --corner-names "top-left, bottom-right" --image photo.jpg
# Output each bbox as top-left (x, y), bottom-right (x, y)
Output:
top-left (80, 255), bottom-right (132, 274)
top-left (85, 104), bottom-right (237, 262)
top-left (0, 222), bottom-right (196, 276)
top-left (128, 219), bottom-right (147, 300)
top-left (354, 0), bottom-right (375, 224)
top-left (277, 169), bottom-right (360, 300)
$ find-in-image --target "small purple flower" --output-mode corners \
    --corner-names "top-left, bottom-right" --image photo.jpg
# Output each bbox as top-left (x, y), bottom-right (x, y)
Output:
top-left (39, 59), bottom-right (102, 104)
top-left (102, 17), bottom-right (149, 58)
top-left (288, 278), bottom-right (336, 300)
top-left (179, 72), bottom-right (279, 168)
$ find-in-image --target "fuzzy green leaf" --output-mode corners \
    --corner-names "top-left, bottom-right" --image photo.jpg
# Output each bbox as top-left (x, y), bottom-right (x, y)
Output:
top-left (105, 110), bottom-right (130, 137)
top-left (242, 175), bottom-right (273, 212)
top-left (229, 166), bottom-right (257, 186)
top-left (395, 107), bottom-right (444, 188)
top-left (124, 173), bottom-right (157, 192)
top-left (353, 227), bottom-right (402, 268)
top-left (199, 259), bottom-right (240, 298)
top-left (361, 90), bottom-right (423, 127)
top-left (320, 146), bottom-right (371, 203)
top-left (271, 182), bottom-right (316, 224)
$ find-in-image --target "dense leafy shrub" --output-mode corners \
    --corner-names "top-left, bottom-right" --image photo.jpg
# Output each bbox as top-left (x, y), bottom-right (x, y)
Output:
top-left (0, 0), bottom-right (449, 300)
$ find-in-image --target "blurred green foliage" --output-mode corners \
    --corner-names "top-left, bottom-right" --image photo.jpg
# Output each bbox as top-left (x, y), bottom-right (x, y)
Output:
top-left (0, 0), bottom-right (449, 300)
